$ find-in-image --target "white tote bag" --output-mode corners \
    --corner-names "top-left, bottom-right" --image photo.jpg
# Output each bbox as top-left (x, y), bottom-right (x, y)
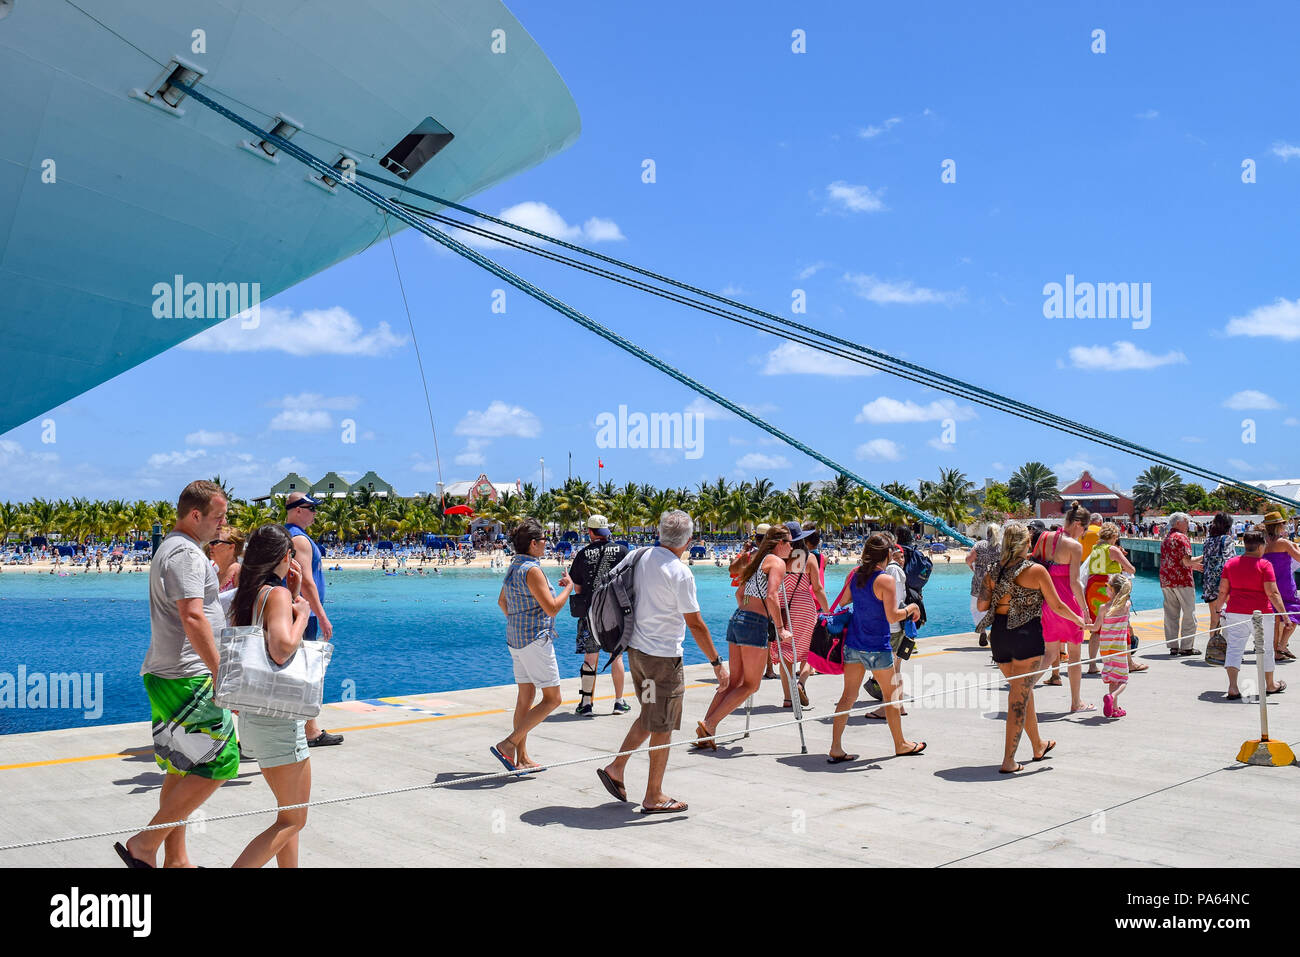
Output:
top-left (214, 585), bottom-right (333, 720)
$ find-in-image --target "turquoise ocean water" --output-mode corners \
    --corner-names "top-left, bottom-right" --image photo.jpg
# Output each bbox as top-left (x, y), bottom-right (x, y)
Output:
top-left (0, 562), bottom-right (1168, 734)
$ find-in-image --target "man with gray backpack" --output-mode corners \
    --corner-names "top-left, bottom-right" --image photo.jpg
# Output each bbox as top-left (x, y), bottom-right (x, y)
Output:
top-left (569, 515), bottom-right (630, 715)
top-left (594, 510), bottom-right (727, 814)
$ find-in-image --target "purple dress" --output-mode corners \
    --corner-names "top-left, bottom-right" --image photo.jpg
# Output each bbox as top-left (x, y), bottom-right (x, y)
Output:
top-left (1261, 551), bottom-right (1300, 624)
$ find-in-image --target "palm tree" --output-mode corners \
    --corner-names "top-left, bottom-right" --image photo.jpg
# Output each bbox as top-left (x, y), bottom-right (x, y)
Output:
top-left (721, 488), bottom-right (756, 536)
top-left (930, 468), bottom-right (977, 530)
top-left (0, 501), bottom-right (23, 544)
top-left (1008, 462), bottom-right (1060, 516)
top-left (1132, 465), bottom-right (1183, 516)
top-left (878, 482), bottom-right (917, 527)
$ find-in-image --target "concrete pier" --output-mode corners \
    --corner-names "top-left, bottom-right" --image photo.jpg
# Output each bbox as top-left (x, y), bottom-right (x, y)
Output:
top-left (0, 605), bottom-right (1294, 868)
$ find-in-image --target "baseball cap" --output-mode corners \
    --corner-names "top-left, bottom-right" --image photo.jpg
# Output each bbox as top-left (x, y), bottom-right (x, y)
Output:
top-left (586, 514), bottom-right (612, 537)
top-left (286, 493), bottom-right (321, 510)
top-left (755, 523), bottom-right (771, 537)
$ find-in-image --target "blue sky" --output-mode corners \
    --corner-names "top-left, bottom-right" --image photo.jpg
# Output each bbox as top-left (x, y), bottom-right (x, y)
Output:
top-left (5, 1), bottom-right (1300, 502)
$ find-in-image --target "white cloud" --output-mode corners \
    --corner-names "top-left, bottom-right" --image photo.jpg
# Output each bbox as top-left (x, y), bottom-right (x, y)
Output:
top-left (1285, 418), bottom-right (1300, 427)
top-left (797, 262), bottom-right (829, 280)
top-left (991, 462), bottom-right (1006, 472)
top-left (1271, 142), bottom-right (1300, 161)
top-left (825, 181), bottom-right (887, 213)
top-left (1227, 458), bottom-right (1252, 472)
top-left (442, 201), bottom-right (625, 250)
top-left (1052, 457), bottom-right (1117, 483)
top-left (1181, 435), bottom-right (1206, 443)
top-left (1134, 109), bottom-right (1159, 119)
top-left (736, 453), bottom-right (791, 471)
top-left (180, 306), bottom-right (406, 356)
top-left (686, 397), bottom-right (732, 421)
top-left (1224, 298), bottom-right (1300, 339)
top-left (275, 393), bottom-right (359, 411)
top-left (843, 273), bottom-right (963, 306)
top-left (856, 397), bottom-right (976, 424)
top-left (858, 117), bottom-right (902, 139)
top-left (455, 400), bottom-right (542, 438)
top-left (185, 430), bottom-right (239, 446)
top-left (856, 439), bottom-right (902, 461)
top-left (1067, 341), bottom-right (1187, 371)
top-left (761, 341), bottom-right (875, 377)
top-left (147, 449), bottom-right (208, 469)
top-left (927, 437), bottom-right (956, 452)
top-left (1223, 390), bottom-right (1281, 410)
top-left (270, 409), bottom-right (333, 432)
top-left (454, 438), bottom-right (489, 467)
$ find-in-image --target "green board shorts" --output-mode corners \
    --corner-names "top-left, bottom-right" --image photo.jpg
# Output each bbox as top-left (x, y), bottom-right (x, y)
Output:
top-left (142, 673), bottom-right (240, 780)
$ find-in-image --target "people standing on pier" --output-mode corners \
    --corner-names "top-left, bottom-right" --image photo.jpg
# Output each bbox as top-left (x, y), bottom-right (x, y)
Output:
top-left (773, 521), bottom-right (826, 709)
top-left (285, 494), bottom-right (342, 747)
top-left (977, 522), bottom-right (1084, 773)
top-left (1090, 573), bottom-right (1133, 718)
top-left (1159, 512), bottom-right (1203, 656)
top-left (827, 533), bottom-right (925, 763)
top-left (1082, 522), bottom-right (1137, 675)
top-left (1210, 527), bottom-right (1288, 700)
top-left (598, 511), bottom-right (727, 813)
top-left (491, 518), bottom-right (572, 774)
top-left (228, 525), bottom-right (314, 867)
top-left (1261, 512), bottom-right (1300, 661)
top-left (116, 480), bottom-right (236, 869)
top-left (569, 515), bottom-right (630, 715)
top-left (866, 531), bottom-right (909, 718)
top-left (965, 523), bottom-right (1001, 647)
top-left (1201, 512), bottom-right (1236, 649)
top-left (695, 524), bottom-right (794, 748)
top-left (1031, 502), bottom-right (1092, 710)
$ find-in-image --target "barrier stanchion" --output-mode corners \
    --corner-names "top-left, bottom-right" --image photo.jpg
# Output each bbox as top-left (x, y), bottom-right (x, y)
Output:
top-left (1236, 610), bottom-right (1295, 766)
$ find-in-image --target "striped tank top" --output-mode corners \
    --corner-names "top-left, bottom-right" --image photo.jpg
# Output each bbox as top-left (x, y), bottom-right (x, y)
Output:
top-left (504, 555), bottom-right (556, 649)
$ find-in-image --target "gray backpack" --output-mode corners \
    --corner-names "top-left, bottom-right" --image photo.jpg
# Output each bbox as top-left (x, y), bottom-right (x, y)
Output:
top-left (586, 547), bottom-right (652, 669)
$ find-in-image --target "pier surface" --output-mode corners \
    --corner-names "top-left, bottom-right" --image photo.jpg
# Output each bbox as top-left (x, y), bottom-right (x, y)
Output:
top-left (1, 606), bottom-right (1295, 867)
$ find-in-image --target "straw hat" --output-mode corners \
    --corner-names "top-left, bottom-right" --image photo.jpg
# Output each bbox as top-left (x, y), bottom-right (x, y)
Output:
top-left (1262, 510), bottom-right (1286, 527)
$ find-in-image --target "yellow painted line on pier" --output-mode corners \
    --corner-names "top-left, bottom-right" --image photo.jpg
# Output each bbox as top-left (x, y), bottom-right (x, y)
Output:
top-left (0, 747), bottom-right (151, 771)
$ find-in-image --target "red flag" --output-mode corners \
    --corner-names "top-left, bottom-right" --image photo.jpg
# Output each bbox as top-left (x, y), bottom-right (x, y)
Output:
top-left (598, 459), bottom-right (604, 468)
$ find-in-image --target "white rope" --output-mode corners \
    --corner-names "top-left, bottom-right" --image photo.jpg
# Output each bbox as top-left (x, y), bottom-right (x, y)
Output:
top-left (0, 614), bottom-right (1286, 853)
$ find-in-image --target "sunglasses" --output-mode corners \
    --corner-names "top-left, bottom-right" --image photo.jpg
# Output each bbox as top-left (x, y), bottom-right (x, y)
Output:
top-left (209, 540), bottom-right (234, 548)
top-left (290, 503), bottom-right (318, 511)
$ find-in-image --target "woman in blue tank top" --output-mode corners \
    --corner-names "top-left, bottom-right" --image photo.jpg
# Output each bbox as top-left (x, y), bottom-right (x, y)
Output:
top-left (827, 533), bottom-right (926, 763)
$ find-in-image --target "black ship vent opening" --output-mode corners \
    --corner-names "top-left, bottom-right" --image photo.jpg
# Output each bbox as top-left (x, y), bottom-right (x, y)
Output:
top-left (379, 117), bottom-right (454, 180)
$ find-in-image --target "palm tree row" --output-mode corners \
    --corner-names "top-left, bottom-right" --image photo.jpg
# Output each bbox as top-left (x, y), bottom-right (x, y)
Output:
top-left (0, 467), bottom-right (989, 547)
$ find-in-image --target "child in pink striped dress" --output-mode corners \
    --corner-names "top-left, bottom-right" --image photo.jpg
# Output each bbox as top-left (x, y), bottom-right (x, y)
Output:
top-left (1090, 573), bottom-right (1132, 718)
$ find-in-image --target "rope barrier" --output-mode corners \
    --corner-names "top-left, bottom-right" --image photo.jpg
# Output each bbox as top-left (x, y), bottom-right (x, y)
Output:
top-left (1, 614), bottom-right (1285, 853)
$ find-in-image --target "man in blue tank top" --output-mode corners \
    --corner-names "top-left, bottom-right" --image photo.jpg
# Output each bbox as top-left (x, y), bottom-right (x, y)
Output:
top-left (286, 494), bottom-right (342, 747)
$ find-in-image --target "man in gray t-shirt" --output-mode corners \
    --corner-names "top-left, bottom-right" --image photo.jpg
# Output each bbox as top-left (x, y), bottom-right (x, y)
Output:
top-left (117, 481), bottom-right (238, 871)
top-left (141, 531), bottom-right (226, 679)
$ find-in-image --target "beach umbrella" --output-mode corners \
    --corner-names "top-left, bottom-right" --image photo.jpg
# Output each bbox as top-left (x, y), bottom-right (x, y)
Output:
top-left (444, 505), bottom-right (474, 516)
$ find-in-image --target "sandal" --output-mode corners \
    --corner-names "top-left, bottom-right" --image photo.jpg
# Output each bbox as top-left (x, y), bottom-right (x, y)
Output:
top-left (999, 763), bottom-right (1025, 774)
top-left (690, 721), bottom-right (716, 750)
top-left (1033, 740), bottom-right (1056, 762)
top-left (113, 842), bottom-right (152, 869)
top-left (798, 682), bottom-right (811, 708)
top-left (596, 767), bottom-right (628, 803)
top-left (827, 752), bottom-right (859, 764)
top-left (1266, 681), bottom-right (1287, 695)
top-left (641, 799), bottom-right (688, 814)
top-left (1043, 677), bottom-right (1063, 687)
top-left (895, 741), bottom-right (927, 756)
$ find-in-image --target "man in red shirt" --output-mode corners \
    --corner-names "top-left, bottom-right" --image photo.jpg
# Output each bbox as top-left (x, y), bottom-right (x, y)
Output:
top-left (1159, 512), bottom-right (1203, 655)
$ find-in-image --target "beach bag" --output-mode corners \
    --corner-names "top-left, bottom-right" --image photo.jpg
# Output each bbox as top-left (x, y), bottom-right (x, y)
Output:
top-left (808, 607), bottom-right (851, 676)
top-left (896, 617), bottom-right (918, 661)
top-left (901, 545), bottom-right (932, 593)
top-left (1205, 630), bottom-right (1227, 667)
top-left (587, 547), bottom-right (652, 668)
top-left (214, 586), bottom-right (334, 720)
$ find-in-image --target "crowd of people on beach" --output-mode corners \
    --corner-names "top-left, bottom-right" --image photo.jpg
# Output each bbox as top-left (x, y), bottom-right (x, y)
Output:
top-left (112, 478), bottom-right (1293, 863)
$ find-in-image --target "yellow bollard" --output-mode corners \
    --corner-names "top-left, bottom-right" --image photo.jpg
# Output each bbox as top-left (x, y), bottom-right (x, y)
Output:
top-left (1236, 611), bottom-right (1296, 767)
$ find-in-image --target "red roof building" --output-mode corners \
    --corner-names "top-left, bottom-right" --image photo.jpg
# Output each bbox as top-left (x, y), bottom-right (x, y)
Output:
top-left (1037, 471), bottom-right (1135, 520)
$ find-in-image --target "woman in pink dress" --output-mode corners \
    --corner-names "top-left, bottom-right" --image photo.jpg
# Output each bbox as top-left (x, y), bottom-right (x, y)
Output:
top-left (774, 522), bottom-right (830, 709)
top-left (1031, 502), bottom-right (1093, 712)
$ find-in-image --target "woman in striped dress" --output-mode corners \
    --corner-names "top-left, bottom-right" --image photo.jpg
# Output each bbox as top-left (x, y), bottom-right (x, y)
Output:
top-left (775, 522), bottom-right (830, 709)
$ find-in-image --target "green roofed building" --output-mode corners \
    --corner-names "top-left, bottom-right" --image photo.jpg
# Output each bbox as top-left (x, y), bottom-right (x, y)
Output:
top-left (311, 472), bottom-right (352, 499)
top-left (270, 472), bottom-right (312, 498)
top-left (352, 471), bottom-right (394, 498)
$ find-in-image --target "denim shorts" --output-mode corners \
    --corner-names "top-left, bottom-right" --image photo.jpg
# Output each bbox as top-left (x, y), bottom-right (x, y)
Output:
top-left (843, 646), bottom-right (894, 670)
top-left (727, 609), bottom-right (771, 648)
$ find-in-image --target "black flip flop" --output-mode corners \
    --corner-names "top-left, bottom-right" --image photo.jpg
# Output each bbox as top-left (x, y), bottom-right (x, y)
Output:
top-left (641, 799), bottom-right (688, 814)
top-left (1266, 682), bottom-right (1287, 695)
top-left (999, 763), bottom-right (1025, 774)
top-left (895, 741), bottom-right (927, 757)
top-left (1226, 692), bottom-right (1242, 700)
top-left (827, 753), bottom-right (859, 764)
top-left (1033, 741), bottom-right (1056, 762)
top-left (596, 767), bottom-right (628, 802)
top-left (113, 842), bottom-right (152, 869)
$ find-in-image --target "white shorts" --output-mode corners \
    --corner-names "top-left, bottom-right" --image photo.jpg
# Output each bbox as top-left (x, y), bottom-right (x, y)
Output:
top-left (1222, 613), bottom-right (1276, 672)
top-left (508, 638), bottom-right (561, 688)
top-left (970, 595), bottom-right (984, 629)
